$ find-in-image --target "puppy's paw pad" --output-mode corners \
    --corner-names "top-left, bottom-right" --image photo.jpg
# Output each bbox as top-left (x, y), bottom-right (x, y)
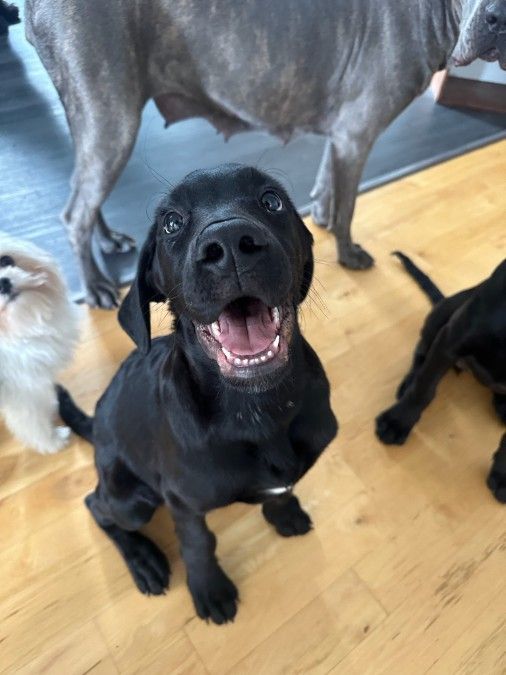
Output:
top-left (190, 568), bottom-right (238, 625)
top-left (376, 410), bottom-right (412, 445)
top-left (339, 244), bottom-right (375, 271)
top-left (128, 538), bottom-right (170, 596)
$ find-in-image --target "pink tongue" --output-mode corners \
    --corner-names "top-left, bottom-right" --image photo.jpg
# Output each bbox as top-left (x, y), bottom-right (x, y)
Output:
top-left (217, 299), bottom-right (276, 356)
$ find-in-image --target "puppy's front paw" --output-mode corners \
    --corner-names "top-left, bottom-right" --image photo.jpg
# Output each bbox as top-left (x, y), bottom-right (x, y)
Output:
top-left (339, 243), bottom-right (375, 271)
top-left (375, 407), bottom-right (413, 445)
top-left (37, 426), bottom-right (72, 454)
top-left (189, 566), bottom-right (238, 625)
top-left (262, 495), bottom-right (313, 537)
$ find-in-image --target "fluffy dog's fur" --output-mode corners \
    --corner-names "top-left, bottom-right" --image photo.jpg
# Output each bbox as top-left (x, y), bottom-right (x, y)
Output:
top-left (375, 252), bottom-right (506, 502)
top-left (0, 234), bottom-right (79, 453)
top-left (58, 165), bottom-right (337, 624)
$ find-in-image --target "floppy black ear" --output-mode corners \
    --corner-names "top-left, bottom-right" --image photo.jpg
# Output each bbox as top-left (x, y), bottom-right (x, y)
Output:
top-left (299, 223), bottom-right (314, 303)
top-left (118, 225), bottom-right (165, 354)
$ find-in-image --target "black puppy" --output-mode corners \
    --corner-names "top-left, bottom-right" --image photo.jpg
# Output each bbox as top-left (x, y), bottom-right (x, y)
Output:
top-left (376, 252), bottom-right (506, 503)
top-left (59, 165), bottom-right (337, 624)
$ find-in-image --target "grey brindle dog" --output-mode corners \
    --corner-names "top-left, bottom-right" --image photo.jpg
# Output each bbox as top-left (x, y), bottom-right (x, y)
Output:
top-left (25, 0), bottom-right (506, 308)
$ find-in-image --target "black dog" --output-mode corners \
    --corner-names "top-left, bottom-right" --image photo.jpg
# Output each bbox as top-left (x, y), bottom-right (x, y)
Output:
top-left (58, 165), bottom-right (337, 624)
top-left (376, 252), bottom-right (506, 503)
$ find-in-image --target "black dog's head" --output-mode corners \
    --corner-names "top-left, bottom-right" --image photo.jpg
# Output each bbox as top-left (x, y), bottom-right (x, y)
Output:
top-left (119, 164), bottom-right (313, 388)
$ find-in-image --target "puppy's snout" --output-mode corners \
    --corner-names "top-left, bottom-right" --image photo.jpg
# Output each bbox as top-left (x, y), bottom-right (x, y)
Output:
top-left (0, 277), bottom-right (12, 295)
top-left (486, 2), bottom-right (506, 33)
top-left (197, 221), bottom-right (268, 273)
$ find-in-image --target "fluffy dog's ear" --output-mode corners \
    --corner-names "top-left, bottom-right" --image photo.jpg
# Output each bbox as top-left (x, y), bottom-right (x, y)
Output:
top-left (118, 225), bottom-right (165, 354)
top-left (299, 223), bottom-right (314, 303)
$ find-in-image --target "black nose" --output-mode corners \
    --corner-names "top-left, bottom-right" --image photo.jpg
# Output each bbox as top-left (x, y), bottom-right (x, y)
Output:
top-left (0, 277), bottom-right (12, 295)
top-left (486, 2), bottom-right (506, 33)
top-left (196, 221), bottom-right (268, 273)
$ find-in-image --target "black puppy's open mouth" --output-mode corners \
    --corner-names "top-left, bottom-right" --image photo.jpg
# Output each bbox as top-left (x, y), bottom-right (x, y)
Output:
top-left (195, 298), bottom-right (293, 378)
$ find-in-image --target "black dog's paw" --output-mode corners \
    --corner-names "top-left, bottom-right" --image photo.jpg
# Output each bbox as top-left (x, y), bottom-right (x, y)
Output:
top-left (375, 408), bottom-right (413, 445)
top-left (189, 566), bottom-right (238, 625)
top-left (125, 534), bottom-right (170, 595)
top-left (262, 495), bottom-right (313, 537)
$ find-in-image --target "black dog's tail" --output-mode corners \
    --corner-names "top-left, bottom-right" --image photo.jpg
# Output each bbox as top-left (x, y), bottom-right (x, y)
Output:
top-left (392, 251), bottom-right (445, 305)
top-left (57, 385), bottom-right (94, 443)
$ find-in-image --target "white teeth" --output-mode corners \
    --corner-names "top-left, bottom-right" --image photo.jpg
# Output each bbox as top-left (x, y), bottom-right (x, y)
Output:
top-left (222, 347), bottom-right (233, 359)
top-left (272, 306), bottom-right (281, 328)
top-left (234, 358), bottom-right (242, 366)
top-left (267, 350), bottom-right (273, 358)
top-left (211, 322), bottom-right (221, 339)
top-left (242, 359), bottom-right (248, 365)
top-left (261, 355), bottom-right (267, 362)
top-left (272, 335), bottom-right (280, 350)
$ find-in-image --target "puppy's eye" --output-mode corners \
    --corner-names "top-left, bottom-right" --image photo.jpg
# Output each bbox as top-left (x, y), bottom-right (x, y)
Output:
top-left (0, 255), bottom-right (14, 268)
top-left (261, 191), bottom-right (283, 212)
top-left (163, 211), bottom-right (184, 235)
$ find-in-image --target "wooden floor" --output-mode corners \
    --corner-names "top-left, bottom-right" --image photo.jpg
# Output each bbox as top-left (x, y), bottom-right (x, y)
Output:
top-left (1, 142), bottom-right (505, 675)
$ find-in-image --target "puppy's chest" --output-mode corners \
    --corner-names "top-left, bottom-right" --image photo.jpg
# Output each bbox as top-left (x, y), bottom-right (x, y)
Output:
top-left (180, 438), bottom-right (303, 510)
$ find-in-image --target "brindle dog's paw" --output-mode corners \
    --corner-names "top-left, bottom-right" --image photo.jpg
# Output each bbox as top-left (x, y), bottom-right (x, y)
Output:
top-left (98, 228), bottom-right (137, 255)
top-left (84, 275), bottom-right (119, 309)
top-left (189, 566), bottom-right (238, 625)
top-left (125, 534), bottom-right (170, 595)
top-left (375, 407), bottom-right (413, 445)
top-left (262, 495), bottom-right (313, 537)
top-left (339, 243), bottom-right (375, 270)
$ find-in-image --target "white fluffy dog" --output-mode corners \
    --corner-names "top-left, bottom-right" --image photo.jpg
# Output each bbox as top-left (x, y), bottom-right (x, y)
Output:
top-left (0, 234), bottom-right (79, 453)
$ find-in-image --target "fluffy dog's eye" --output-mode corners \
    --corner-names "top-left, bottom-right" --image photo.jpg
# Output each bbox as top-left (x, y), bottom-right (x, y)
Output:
top-left (261, 191), bottom-right (283, 212)
top-left (0, 255), bottom-right (14, 267)
top-left (163, 211), bottom-right (184, 234)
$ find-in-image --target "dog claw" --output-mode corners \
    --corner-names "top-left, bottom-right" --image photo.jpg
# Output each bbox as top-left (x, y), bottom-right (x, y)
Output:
top-left (189, 566), bottom-right (238, 625)
top-left (85, 279), bottom-right (119, 309)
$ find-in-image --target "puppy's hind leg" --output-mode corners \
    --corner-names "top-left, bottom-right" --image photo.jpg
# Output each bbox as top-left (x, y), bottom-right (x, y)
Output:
top-left (2, 382), bottom-right (70, 454)
top-left (86, 466), bottom-right (169, 595)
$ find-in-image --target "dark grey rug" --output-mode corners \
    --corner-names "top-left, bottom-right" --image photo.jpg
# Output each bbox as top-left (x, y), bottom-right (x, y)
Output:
top-left (1, 21), bottom-right (505, 298)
